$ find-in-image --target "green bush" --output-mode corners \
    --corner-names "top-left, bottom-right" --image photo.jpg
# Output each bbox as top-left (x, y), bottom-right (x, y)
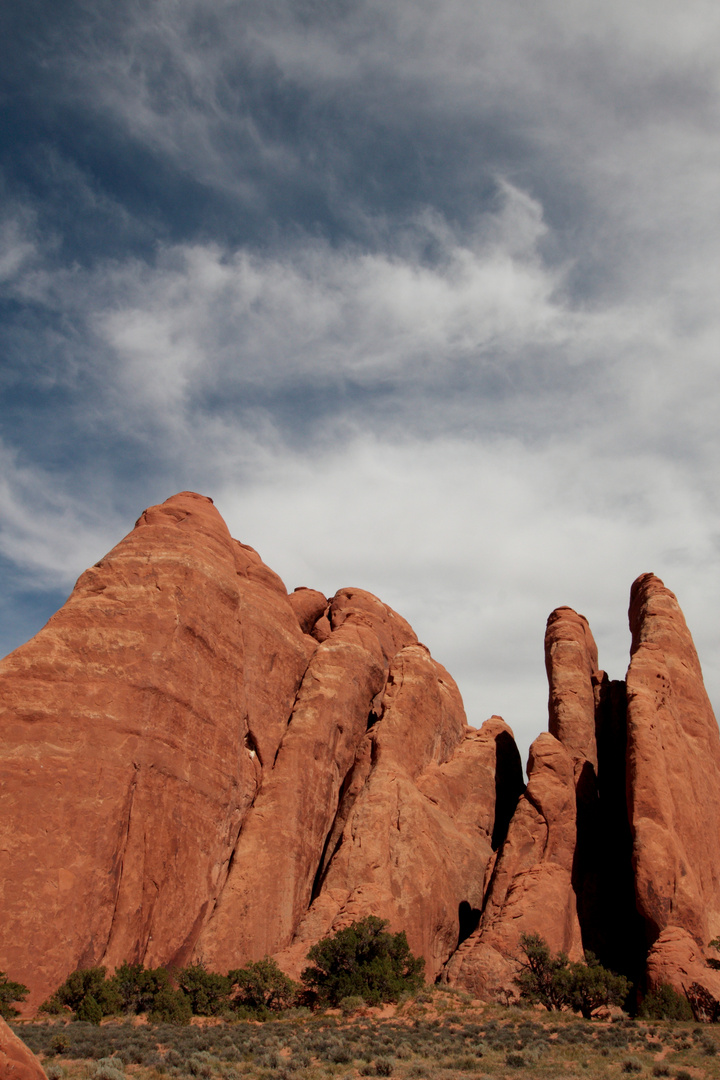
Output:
top-left (228, 957), bottom-right (298, 1013)
top-left (301, 916), bottom-right (425, 1006)
top-left (515, 934), bottom-right (629, 1017)
top-left (175, 963), bottom-right (230, 1016)
top-left (514, 935), bottom-right (570, 1011)
top-left (638, 984), bottom-right (693, 1021)
top-left (41, 968), bottom-right (116, 1017)
top-left (563, 953), bottom-right (630, 1019)
top-left (340, 995), bottom-right (366, 1014)
top-left (0, 971), bottom-right (29, 1019)
top-left (76, 995), bottom-right (103, 1025)
top-left (147, 987), bottom-right (192, 1026)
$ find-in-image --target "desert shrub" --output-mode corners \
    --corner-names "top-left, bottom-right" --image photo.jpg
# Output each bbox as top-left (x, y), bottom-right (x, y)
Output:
top-left (340, 994), bottom-right (366, 1014)
top-left (0, 972), bottom-right (29, 1019)
top-left (228, 957), bottom-right (298, 1013)
top-left (327, 1043), bottom-right (353, 1064)
top-left (175, 963), bottom-right (230, 1016)
top-left (50, 1032), bottom-right (72, 1055)
top-left (301, 916), bottom-right (425, 1006)
top-left (148, 987), bottom-right (192, 1025)
top-left (514, 936), bottom-right (569, 1011)
top-left (652, 1067), bottom-right (670, 1077)
top-left (564, 954), bottom-right (630, 1018)
top-left (515, 934), bottom-right (629, 1016)
top-left (621, 1057), bottom-right (643, 1073)
top-left (187, 1051), bottom-right (214, 1077)
top-left (116, 964), bottom-right (178, 1016)
top-left (638, 984), bottom-right (693, 1021)
top-left (45, 1067), bottom-right (65, 1080)
top-left (76, 995), bottom-right (103, 1025)
top-left (41, 968), bottom-right (117, 1018)
top-left (93, 1059), bottom-right (125, 1080)
top-left (374, 1058), bottom-right (393, 1077)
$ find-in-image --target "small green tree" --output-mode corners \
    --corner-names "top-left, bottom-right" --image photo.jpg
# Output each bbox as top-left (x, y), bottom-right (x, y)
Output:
top-left (228, 957), bottom-right (298, 1013)
top-left (106, 962), bottom-right (146, 1015)
top-left (147, 986), bottom-right (192, 1025)
top-left (515, 935), bottom-right (629, 1016)
top-left (76, 994), bottom-right (103, 1025)
top-left (175, 963), bottom-right (230, 1015)
top-left (0, 971), bottom-right (29, 1019)
top-left (301, 916), bottom-right (425, 1006)
top-left (564, 953), bottom-right (630, 1018)
top-left (515, 934), bottom-right (571, 1011)
top-left (41, 967), bottom-right (118, 1018)
top-left (638, 983), bottom-right (693, 1020)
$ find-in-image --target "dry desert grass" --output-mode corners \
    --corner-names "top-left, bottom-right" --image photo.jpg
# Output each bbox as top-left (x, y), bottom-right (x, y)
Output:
top-left (11, 987), bottom-right (720, 1080)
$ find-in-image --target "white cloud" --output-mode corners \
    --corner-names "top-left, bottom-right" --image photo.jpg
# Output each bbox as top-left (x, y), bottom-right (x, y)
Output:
top-left (0, 440), bottom-right (123, 588)
top-left (4, 0), bottom-right (720, 769)
top-left (209, 433), bottom-right (720, 766)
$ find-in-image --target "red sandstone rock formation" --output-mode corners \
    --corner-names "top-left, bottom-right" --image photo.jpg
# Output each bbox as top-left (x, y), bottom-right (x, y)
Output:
top-left (2, 495), bottom-right (720, 1015)
top-left (544, 604), bottom-right (645, 982)
top-left (274, 709), bottom-right (523, 982)
top-left (194, 588), bottom-right (416, 969)
top-left (646, 927), bottom-right (720, 1004)
top-left (0, 493), bottom-right (316, 1009)
top-left (545, 606), bottom-right (599, 772)
top-left (445, 731), bottom-right (583, 999)
top-left (0, 492), bottom-right (523, 1010)
top-left (0, 1018), bottom-right (46, 1080)
top-left (626, 573), bottom-right (720, 951)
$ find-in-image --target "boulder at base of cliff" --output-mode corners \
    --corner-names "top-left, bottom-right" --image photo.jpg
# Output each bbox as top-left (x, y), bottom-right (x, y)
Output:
top-left (0, 1017), bottom-right (46, 1080)
top-left (646, 926), bottom-right (720, 1007)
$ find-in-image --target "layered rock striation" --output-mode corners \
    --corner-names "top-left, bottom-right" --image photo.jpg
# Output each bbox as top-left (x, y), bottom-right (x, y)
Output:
top-left (1, 493), bottom-right (719, 1013)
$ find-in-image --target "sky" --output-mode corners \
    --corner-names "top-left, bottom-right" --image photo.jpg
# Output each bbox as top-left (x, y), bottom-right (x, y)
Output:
top-left (2, 0), bottom-right (720, 766)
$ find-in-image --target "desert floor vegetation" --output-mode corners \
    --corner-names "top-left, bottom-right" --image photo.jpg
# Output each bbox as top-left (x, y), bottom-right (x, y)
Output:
top-left (11, 986), bottom-right (720, 1080)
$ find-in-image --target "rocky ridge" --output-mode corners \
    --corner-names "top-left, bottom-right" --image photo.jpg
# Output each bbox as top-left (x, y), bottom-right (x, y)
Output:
top-left (1, 492), bottom-right (719, 1013)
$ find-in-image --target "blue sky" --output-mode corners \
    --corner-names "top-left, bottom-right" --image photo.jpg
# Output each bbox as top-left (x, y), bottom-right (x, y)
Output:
top-left (2, 0), bottom-right (720, 763)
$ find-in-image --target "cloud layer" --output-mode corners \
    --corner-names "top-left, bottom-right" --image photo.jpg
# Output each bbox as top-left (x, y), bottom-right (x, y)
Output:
top-left (2, 0), bottom-right (720, 762)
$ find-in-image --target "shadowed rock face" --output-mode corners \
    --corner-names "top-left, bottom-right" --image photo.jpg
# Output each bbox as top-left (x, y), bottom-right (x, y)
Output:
top-left (1, 497), bottom-right (719, 1012)
top-left (445, 572), bottom-right (720, 1001)
top-left (444, 731), bottom-right (583, 999)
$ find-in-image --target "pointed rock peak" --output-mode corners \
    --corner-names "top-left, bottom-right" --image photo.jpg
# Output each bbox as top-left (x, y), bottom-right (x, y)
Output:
top-left (545, 605), bottom-right (600, 770)
top-left (626, 570), bottom-right (720, 952)
top-left (628, 572), bottom-right (696, 660)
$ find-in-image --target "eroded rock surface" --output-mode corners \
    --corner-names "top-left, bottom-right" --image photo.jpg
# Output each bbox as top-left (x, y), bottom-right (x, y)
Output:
top-left (646, 926), bottom-right (720, 1004)
top-left (0, 1018), bottom-right (46, 1080)
top-left (2, 496), bottom-right (720, 1014)
top-left (0, 493), bottom-right (521, 1009)
top-left (627, 574), bottom-right (720, 951)
top-left (445, 731), bottom-right (583, 999)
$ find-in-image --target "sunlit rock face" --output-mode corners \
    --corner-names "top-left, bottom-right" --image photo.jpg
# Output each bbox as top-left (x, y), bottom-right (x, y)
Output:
top-left (445, 575), bottom-right (720, 1001)
top-left (0, 492), bottom-right (522, 1010)
top-left (1, 493), bottom-right (719, 1012)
